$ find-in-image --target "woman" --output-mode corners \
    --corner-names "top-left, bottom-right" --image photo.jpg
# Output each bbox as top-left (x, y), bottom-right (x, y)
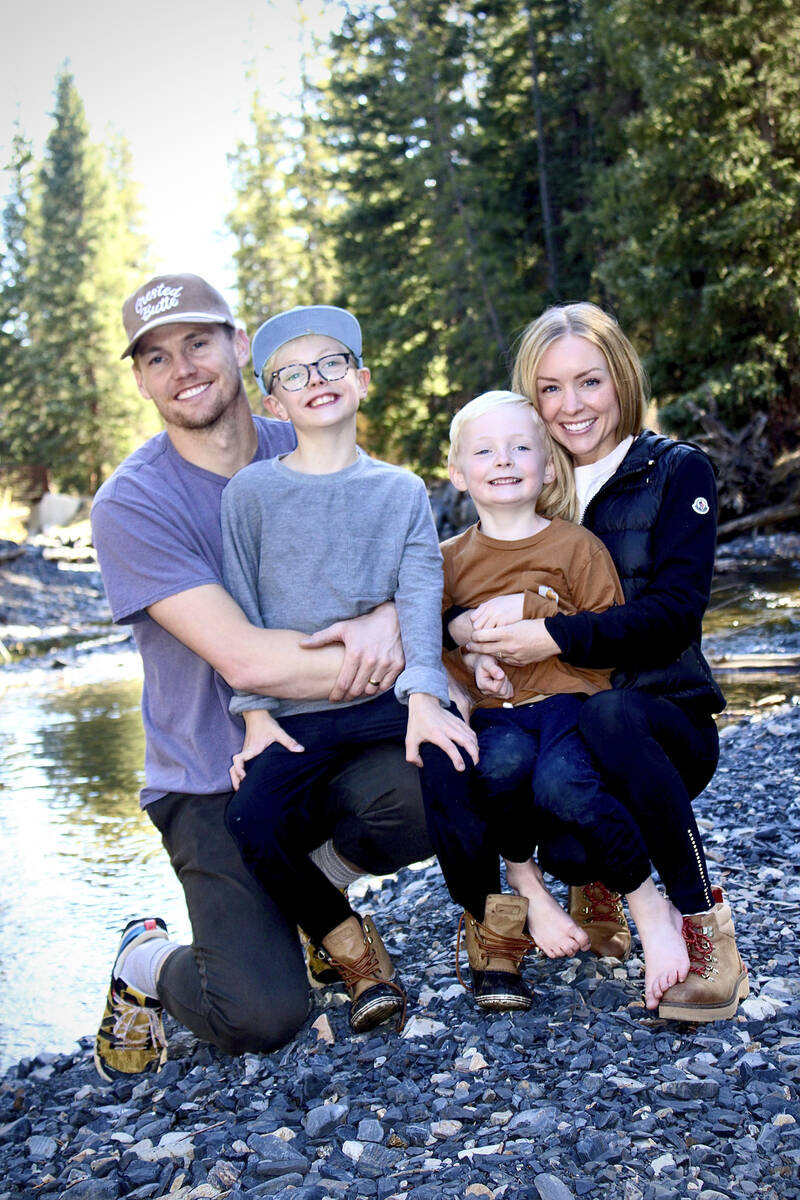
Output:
top-left (464, 301), bottom-right (748, 1022)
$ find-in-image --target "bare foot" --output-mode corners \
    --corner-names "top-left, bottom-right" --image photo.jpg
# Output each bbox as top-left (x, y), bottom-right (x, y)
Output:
top-left (504, 857), bottom-right (591, 958)
top-left (626, 878), bottom-right (689, 1008)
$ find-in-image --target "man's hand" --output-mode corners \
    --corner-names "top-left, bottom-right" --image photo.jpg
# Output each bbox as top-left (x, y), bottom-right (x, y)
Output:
top-left (230, 709), bottom-right (304, 791)
top-left (471, 593), bottom-right (525, 630)
top-left (405, 692), bottom-right (479, 772)
top-left (466, 617), bottom-right (560, 666)
top-left (474, 654), bottom-right (513, 699)
top-left (300, 601), bottom-right (404, 701)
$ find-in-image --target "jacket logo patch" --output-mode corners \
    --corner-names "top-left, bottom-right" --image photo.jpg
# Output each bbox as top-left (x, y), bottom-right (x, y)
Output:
top-left (692, 496), bottom-right (710, 515)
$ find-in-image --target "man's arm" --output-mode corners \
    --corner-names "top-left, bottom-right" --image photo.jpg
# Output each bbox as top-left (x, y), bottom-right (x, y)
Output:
top-left (148, 584), bottom-right (346, 699)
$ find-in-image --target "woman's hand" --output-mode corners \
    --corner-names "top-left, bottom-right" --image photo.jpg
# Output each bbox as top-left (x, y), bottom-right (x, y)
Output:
top-left (466, 617), bottom-right (560, 666)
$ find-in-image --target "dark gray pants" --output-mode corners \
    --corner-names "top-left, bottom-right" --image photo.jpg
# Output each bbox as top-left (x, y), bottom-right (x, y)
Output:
top-left (148, 742), bottom-right (429, 1055)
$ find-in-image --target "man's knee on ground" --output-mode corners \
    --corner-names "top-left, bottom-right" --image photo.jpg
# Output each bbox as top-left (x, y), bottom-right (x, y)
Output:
top-left (202, 986), bottom-right (311, 1057)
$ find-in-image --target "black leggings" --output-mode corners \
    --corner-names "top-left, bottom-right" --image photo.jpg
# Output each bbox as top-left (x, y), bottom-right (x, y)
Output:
top-left (541, 689), bottom-right (717, 914)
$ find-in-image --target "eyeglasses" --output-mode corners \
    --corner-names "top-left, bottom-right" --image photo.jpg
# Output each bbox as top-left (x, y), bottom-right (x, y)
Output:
top-left (266, 352), bottom-right (355, 392)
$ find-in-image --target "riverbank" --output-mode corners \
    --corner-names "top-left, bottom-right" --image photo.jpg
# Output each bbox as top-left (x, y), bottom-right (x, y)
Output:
top-left (1, 701), bottom-right (799, 1198)
top-left (1, 530), bottom-right (799, 1198)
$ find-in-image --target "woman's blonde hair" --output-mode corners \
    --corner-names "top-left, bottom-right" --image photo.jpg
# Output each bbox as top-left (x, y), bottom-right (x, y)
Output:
top-left (447, 389), bottom-right (574, 521)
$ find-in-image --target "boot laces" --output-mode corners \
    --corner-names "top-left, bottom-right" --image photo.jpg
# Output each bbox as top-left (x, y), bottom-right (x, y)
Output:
top-left (455, 912), bottom-right (535, 992)
top-left (580, 881), bottom-right (625, 924)
top-left (682, 917), bottom-right (716, 978)
top-left (111, 992), bottom-right (166, 1050)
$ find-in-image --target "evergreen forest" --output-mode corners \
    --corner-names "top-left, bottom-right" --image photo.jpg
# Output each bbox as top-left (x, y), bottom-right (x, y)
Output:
top-left (2, 0), bottom-right (799, 518)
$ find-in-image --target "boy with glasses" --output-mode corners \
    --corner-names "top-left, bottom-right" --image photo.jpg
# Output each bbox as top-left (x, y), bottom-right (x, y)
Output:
top-left (219, 304), bottom-right (508, 1033)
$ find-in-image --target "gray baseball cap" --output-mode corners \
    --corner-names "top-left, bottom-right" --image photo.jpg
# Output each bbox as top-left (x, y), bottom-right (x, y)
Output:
top-left (252, 305), bottom-right (363, 393)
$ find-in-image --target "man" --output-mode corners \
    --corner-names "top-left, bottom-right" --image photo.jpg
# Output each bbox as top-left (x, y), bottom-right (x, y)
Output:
top-left (91, 274), bottom-right (431, 1080)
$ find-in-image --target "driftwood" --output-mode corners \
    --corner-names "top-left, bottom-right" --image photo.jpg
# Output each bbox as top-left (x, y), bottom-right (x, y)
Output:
top-left (708, 652), bottom-right (800, 677)
top-left (686, 395), bottom-right (774, 520)
top-left (717, 500), bottom-right (800, 537)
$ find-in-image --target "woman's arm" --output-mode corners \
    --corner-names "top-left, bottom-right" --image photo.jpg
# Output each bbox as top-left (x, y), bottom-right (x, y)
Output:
top-left (545, 448), bottom-right (718, 670)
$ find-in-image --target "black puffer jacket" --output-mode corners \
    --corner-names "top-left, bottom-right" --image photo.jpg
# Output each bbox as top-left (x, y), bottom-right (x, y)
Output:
top-left (545, 429), bottom-right (725, 714)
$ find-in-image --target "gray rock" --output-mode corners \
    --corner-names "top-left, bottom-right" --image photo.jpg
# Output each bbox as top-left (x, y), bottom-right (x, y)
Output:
top-left (0, 1118), bottom-right (32, 1146)
top-left (508, 1108), bottom-right (559, 1138)
top-left (533, 1173), bottom-right (576, 1200)
top-left (302, 1101), bottom-right (350, 1140)
top-left (55, 1181), bottom-right (120, 1200)
top-left (357, 1118), bottom-right (384, 1143)
top-left (248, 1134), bottom-right (310, 1178)
top-left (26, 1134), bottom-right (58, 1160)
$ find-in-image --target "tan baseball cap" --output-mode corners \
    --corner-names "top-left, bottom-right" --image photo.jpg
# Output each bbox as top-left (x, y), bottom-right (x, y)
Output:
top-left (121, 273), bottom-right (235, 358)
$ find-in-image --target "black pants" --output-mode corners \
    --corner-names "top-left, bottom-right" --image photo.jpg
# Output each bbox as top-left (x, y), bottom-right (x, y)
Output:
top-left (471, 694), bottom-right (651, 897)
top-left (225, 690), bottom-right (498, 946)
top-left (148, 739), bottom-right (431, 1055)
top-left (541, 689), bottom-right (717, 914)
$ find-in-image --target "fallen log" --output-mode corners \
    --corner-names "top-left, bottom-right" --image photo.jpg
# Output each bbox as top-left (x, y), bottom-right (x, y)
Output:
top-left (718, 501), bottom-right (800, 538)
top-left (708, 652), bottom-right (800, 676)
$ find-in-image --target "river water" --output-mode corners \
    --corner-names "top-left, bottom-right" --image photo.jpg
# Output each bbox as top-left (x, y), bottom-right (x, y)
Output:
top-left (0, 655), bottom-right (189, 1072)
top-left (0, 560), bottom-right (798, 1072)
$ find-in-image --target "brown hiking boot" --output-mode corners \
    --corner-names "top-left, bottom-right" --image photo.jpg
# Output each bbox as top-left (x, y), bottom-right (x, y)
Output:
top-left (457, 894), bottom-right (536, 1012)
top-left (569, 881), bottom-right (631, 961)
top-left (658, 888), bottom-right (749, 1022)
top-left (318, 914), bottom-right (406, 1033)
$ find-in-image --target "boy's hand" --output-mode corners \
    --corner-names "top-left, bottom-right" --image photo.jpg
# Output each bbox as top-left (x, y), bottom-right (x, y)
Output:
top-left (446, 671), bottom-right (474, 722)
top-left (230, 709), bottom-right (304, 791)
top-left (405, 692), bottom-right (479, 772)
top-left (446, 609), bottom-right (474, 647)
top-left (300, 601), bottom-right (404, 701)
top-left (474, 654), bottom-right (513, 699)
top-left (471, 593), bottom-right (525, 630)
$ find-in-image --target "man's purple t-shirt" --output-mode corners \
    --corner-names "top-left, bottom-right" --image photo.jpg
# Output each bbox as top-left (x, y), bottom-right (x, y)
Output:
top-left (91, 416), bottom-right (296, 807)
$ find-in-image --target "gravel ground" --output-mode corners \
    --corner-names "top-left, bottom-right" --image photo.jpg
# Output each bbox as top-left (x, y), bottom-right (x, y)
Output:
top-left (1, 703), bottom-right (798, 1200)
top-left (1, 531), bottom-right (799, 1199)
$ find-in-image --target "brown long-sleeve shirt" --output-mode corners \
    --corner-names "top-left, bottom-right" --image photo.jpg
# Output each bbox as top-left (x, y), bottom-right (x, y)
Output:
top-left (441, 517), bottom-right (624, 707)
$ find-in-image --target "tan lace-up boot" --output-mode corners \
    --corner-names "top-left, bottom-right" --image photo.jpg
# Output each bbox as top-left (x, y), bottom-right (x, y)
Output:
top-left (569, 881), bottom-right (631, 961)
top-left (658, 888), bottom-right (749, 1022)
top-left (319, 914), bottom-right (406, 1033)
top-left (458, 894), bottom-right (536, 1012)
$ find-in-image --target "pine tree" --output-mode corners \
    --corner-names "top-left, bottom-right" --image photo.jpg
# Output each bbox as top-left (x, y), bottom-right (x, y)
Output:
top-left (0, 128), bottom-right (35, 468)
top-left (590, 0), bottom-right (800, 450)
top-left (19, 69), bottom-right (154, 493)
top-left (323, 0), bottom-right (516, 472)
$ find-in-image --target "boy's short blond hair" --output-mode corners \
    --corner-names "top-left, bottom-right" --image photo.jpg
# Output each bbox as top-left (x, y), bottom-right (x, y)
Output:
top-left (448, 391), bottom-right (545, 466)
top-left (448, 389), bottom-right (574, 521)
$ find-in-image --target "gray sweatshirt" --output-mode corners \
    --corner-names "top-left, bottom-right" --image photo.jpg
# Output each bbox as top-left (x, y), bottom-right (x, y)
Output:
top-left (220, 449), bottom-right (450, 717)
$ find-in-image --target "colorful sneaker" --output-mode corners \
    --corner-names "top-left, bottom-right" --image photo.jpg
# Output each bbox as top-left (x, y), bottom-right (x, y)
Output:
top-left (299, 925), bottom-right (342, 988)
top-left (94, 917), bottom-right (169, 1081)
